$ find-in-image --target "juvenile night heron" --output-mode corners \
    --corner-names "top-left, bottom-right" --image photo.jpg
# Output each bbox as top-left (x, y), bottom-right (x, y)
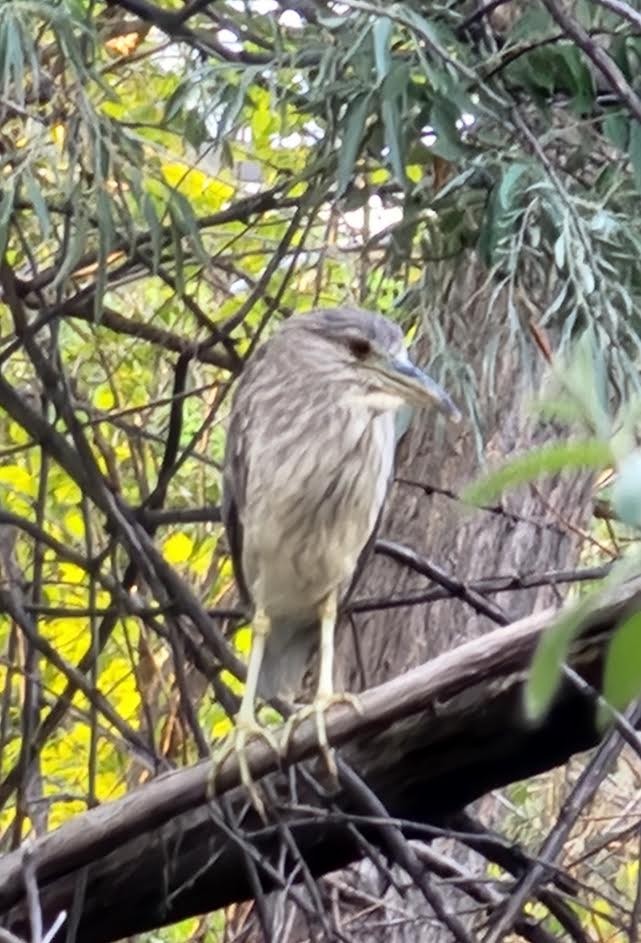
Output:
top-left (221, 306), bottom-right (460, 792)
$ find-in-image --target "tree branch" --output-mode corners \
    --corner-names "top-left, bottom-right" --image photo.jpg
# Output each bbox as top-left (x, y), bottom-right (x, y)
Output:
top-left (1, 577), bottom-right (640, 942)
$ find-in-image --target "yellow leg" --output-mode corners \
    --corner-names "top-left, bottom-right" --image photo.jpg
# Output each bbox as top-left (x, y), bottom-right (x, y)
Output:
top-left (212, 609), bottom-right (279, 816)
top-left (282, 591), bottom-right (361, 776)
top-left (317, 591), bottom-right (337, 699)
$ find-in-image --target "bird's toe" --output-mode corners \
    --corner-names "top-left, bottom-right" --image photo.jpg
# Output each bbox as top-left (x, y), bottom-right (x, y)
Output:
top-left (281, 692), bottom-right (362, 777)
top-left (210, 719), bottom-right (280, 818)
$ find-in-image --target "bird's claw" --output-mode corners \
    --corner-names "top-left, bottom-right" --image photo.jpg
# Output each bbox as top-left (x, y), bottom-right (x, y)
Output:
top-left (282, 692), bottom-right (362, 778)
top-left (210, 718), bottom-right (280, 818)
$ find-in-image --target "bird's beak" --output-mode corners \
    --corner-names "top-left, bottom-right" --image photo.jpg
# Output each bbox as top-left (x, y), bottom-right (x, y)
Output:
top-left (385, 357), bottom-right (462, 423)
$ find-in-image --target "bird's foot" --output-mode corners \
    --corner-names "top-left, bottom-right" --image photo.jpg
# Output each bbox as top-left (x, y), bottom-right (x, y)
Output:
top-left (282, 692), bottom-right (362, 778)
top-left (210, 717), bottom-right (280, 818)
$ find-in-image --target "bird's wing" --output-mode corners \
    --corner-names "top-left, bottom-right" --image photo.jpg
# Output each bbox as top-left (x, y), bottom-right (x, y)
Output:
top-left (222, 459), bottom-right (252, 614)
top-left (342, 500), bottom-right (386, 607)
top-left (342, 412), bottom-right (409, 606)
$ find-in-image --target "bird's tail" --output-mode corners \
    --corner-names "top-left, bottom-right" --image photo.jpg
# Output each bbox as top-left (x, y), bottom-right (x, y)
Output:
top-left (257, 618), bottom-right (317, 704)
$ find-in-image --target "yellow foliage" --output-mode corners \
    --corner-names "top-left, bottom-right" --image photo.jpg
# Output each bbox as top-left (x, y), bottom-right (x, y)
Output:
top-left (51, 474), bottom-right (82, 505)
top-left (188, 534), bottom-right (217, 577)
top-left (163, 531), bottom-right (194, 564)
top-left (162, 917), bottom-right (201, 942)
top-left (211, 714), bottom-right (233, 740)
top-left (99, 656), bottom-right (141, 723)
top-left (8, 421), bottom-right (29, 444)
top-left (93, 385), bottom-right (116, 410)
top-left (42, 617), bottom-right (88, 669)
top-left (370, 167), bottom-right (390, 185)
top-left (234, 625), bottom-right (252, 656)
top-left (219, 668), bottom-right (243, 696)
top-left (51, 123), bottom-right (65, 149)
top-left (63, 507), bottom-right (85, 540)
top-left (59, 562), bottom-right (87, 585)
top-left (0, 464), bottom-right (35, 495)
top-left (161, 162), bottom-right (234, 210)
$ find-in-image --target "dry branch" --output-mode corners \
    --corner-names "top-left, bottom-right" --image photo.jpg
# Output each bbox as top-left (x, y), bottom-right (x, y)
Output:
top-left (1, 578), bottom-right (641, 943)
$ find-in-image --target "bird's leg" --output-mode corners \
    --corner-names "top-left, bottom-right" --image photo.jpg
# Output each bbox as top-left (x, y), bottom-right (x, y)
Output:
top-left (282, 591), bottom-right (361, 776)
top-left (212, 609), bottom-right (279, 816)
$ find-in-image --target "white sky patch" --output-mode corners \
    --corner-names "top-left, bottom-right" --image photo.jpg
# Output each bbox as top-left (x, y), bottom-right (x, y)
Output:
top-left (458, 112), bottom-right (475, 129)
top-left (277, 131), bottom-right (303, 148)
top-left (217, 29), bottom-right (242, 51)
top-left (421, 126), bottom-right (436, 147)
top-left (344, 194), bottom-right (403, 237)
top-left (227, 0), bottom-right (279, 10)
top-left (279, 9), bottom-right (305, 28)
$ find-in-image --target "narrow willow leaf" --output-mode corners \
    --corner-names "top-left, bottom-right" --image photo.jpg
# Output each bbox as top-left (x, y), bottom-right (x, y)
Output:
top-left (94, 188), bottom-right (114, 323)
top-left (629, 119), bottom-right (641, 192)
top-left (373, 16), bottom-right (392, 84)
top-left (612, 450), bottom-right (641, 529)
top-left (497, 162), bottom-right (529, 209)
top-left (337, 92), bottom-right (371, 197)
top-left (49, 209), bottom-right (91, 291)
top-left (602, 611), bottom-right (641, 715)
top-left (524, 599), bottom-right (589, 721)
top-left (23, 171), bottom-right (50, 239)
top-left (382, 96), bottom-right (406, 186)
top-left (554, 233), bottom-right (565, 270)
top-left (3, 12), bottom-right (25, 106)
top-left (527, 551), bottom-right (639, 722)
top-left (169, 190), bottom-right (209, 267)
top-left (463, 439), bottom-right (613, 507)
top-left (0, 179), bottom-right (15, 258)
top-left (170, 216), bottom-right (185, 296)
top-left (143, 194), bottom-right (162, 274)
top-left (429, 98), bottom-right (468, 161)
top-left (603, 112), bottom-right (629, 151)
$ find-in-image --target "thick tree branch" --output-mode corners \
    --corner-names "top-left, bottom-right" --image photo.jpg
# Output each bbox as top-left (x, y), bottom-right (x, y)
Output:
top-left (1, 577), bottom-right (640, 942)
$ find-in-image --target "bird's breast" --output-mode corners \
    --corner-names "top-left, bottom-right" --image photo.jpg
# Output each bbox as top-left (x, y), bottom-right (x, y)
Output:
top-left (242, 407), bottom-right (396, 620)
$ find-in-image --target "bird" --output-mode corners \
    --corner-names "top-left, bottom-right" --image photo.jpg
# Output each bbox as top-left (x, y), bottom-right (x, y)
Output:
top-left (219, 306), bottom-right (461, 799)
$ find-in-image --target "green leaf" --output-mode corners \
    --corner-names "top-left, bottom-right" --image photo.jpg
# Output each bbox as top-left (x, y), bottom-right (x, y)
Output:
top-left (94, 188), bottom-right (114, 323)
top-left (0, 179), bottom-right (15, 258)
top-left (629, 119), bottom-right (641, 192)
top-left (478, 163), bottom-right (529, 266)
top-left (142, 194), bottom-right (162, 273)
top-left (373, 16), bottom-right (392, 84)
top-left (612, 450), bottom-right (641, 529)
top-left (507, 5), bottom-right (554, 40)
top-left (463, 439), bottom-right (613, 507)
top-left (381, 95), bottom-right (406, 186)
top-left (603, 112), bottom-right (629, 151)
top-left (429, 97), bottom-right (470, 161)
top-left (23, 171), bottom-right (50, 239)
top-left (525, 602), bottom-right (586, 721)
top-left (497, 162), bottom-right (529, 210)
top-left (337, 92), bottom-right (371, 197)
top-left (602, 611), bottom-right (641, 714)
top-left (557, 44), bottom-right (593, 114)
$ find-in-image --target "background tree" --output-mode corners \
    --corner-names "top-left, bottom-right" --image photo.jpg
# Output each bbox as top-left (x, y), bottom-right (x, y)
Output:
top-left (1, 1), bottom-right (641, 941)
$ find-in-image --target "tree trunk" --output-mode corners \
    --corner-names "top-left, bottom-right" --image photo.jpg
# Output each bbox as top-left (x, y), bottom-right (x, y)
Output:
top-left (344, 257), bottom-right (592, 687)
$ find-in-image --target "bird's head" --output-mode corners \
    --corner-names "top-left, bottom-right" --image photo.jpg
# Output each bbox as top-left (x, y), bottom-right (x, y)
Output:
top-left (290, 307), bottom-right (462, 423)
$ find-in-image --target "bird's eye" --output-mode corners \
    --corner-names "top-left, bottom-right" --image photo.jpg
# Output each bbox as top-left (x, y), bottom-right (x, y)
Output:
top-left (348, 337), bottom-right (372, 360)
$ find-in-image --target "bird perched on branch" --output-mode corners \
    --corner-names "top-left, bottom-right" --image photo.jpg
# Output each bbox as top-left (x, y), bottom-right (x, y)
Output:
top-left (220, 306), bottom-right (461, 796)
